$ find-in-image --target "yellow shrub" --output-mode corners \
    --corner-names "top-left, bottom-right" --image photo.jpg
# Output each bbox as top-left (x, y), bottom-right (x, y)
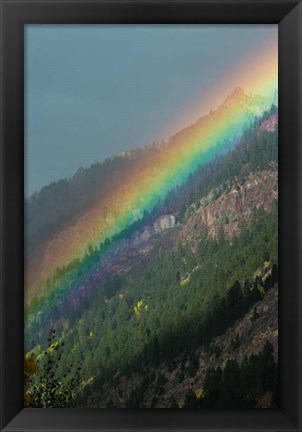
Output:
top-left (258, 284), bottom-right (265, 296)
top-left (134, 300), bottom-right (148, 316)
top-left (180, 277), bottom-right (190, 287)
top-left (195, 389), bottom-right (204, 399)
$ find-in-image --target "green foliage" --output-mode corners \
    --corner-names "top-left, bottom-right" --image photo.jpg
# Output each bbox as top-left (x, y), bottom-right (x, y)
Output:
top-left (202, 342), bottom-right (278, 408)
top-left (25, 149), bottom-right (154, 260)
top-left (24, 329), bottom-right (82, 408)
top-left (181, 342), bottom-right (277, 409)
top-left (25, 202), bottom-right (278, 406)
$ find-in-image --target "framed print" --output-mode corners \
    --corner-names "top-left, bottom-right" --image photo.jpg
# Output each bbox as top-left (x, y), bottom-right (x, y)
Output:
top-left (0, 0), bottom-right (301, 431)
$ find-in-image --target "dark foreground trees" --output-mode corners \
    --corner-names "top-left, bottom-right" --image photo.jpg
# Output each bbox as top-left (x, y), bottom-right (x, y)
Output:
top-left (182, 342), bottom-right (277, 409)
top-left (24, 329), bottom-right (81, 408)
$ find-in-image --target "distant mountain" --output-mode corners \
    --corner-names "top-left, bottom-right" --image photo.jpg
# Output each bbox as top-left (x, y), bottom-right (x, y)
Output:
top-left (25, 88), bottom-right (275, 297)
top-left (168, 87), bottom-right (271, 145)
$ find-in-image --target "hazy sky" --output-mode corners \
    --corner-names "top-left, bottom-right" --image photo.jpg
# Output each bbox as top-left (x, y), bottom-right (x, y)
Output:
top-left (25, 25), bottom-right (277, 197)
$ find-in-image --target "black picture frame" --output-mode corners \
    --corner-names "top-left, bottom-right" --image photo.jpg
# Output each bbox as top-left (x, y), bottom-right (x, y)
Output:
top-left (0, 0), bottom-right (301, 431)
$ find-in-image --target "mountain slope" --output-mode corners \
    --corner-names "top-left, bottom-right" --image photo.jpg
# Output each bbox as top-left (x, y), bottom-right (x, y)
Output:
top-left (24, 92), bottom-right (278, 409)
top-left (25, 88), bottom-right (274, 297)
top-left (92, 283), bottom-right (278, 408)
top-left (25, 108), bottom-right (277, 340)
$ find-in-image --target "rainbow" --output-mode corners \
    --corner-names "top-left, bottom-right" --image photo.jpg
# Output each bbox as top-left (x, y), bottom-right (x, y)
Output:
top-left (25, 52), bottom-right (277, 309)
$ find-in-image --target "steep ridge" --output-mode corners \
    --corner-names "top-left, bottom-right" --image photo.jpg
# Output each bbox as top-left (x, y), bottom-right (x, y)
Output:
top-left (25, 107), bottom-right (279, 409)
top-left (25, 88), bottom-right (273, 298)
top-left (181, 168), bottom-right (277, 246)
top-left (94, 168), bottom-right (277, 281)
top-left (25, 164), bottom-right (277, 347)
top-left (25, 110), bottom-right (278, 340)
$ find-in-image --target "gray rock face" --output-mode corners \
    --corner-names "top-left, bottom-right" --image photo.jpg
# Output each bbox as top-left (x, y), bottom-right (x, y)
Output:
top-left (153, 215), bottom-right (176, 233)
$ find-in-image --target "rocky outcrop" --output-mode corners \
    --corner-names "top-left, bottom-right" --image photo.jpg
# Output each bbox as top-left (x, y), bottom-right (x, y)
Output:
top-left (154, 215), bottom-right (176, 233)
top-left (67, 215), bottom-right (178, 300)
top-left (38, 167), bottom-right (278, 315)
top-left (181, 168), bottom-right (277, 246)
top-left (258, 113), bottom-right (278, 135)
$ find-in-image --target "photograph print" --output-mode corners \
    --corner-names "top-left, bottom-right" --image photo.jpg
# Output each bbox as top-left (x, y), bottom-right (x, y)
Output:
top-left (24, 24), bottom-right (278, 408)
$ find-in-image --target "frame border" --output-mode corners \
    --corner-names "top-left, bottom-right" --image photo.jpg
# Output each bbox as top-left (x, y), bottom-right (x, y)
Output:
top-left (1, 1), bottom-right (301, 431)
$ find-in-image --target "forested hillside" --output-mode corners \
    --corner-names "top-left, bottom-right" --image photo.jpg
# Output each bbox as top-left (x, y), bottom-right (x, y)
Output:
top-left (25, 102), bottom-right (278, 408)
top-left (25, 88), bottom-right (272, 291)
